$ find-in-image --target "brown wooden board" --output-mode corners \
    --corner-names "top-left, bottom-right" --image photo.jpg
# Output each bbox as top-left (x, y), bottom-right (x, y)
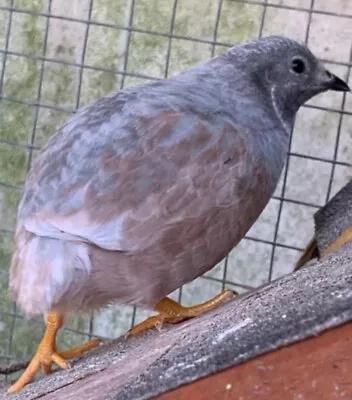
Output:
top-left (157, 323), bottom-right (352, 400)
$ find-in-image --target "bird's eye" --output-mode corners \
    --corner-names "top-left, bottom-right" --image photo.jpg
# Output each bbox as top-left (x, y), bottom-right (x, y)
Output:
top-left (291, 57), bottom-right (306, 74)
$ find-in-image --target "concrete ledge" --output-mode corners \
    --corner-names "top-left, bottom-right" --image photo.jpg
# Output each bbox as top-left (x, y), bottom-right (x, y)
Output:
top-left (2, 240), bottom-right (352, 399)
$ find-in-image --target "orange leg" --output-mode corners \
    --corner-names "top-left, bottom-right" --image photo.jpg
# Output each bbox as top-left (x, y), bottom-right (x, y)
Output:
top-left (8, 312), bottom-right (100, 394)
top-left (127, 290), bottom-right (235, 336)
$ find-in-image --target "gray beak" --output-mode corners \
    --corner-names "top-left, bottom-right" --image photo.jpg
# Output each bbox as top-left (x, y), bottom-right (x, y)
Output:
top-left (325, 70), bottom-right (350, 92)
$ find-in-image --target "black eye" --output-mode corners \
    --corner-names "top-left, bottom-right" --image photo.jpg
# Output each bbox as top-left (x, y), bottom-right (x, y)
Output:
top-left (291, 57), bottom-right (306, 74)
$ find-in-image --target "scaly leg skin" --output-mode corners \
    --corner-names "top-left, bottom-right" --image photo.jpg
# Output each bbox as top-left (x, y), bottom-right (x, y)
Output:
top-left (127, 289), bottom-right (235, 336)
top-left (7, 312), bottom-right (100, 394)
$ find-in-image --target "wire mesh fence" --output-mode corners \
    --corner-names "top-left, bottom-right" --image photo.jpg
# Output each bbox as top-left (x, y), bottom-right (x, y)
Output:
top-left (0, 0), bottom-right (351, 376)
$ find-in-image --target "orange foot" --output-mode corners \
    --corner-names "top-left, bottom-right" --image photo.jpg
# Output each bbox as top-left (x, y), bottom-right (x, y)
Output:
top-left (8, 312), bottom-right (100, 394)
top-left (127, 289), bottom-right (235, 336)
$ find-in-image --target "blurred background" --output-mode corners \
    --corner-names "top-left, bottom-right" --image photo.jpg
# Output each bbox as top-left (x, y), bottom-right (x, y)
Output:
top-left (0, 0), bottom-right (351, 380)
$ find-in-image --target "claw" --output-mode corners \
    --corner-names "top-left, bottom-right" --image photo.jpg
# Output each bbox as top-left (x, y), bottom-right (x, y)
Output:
top-left (7, 312), bottom-right (99, 394)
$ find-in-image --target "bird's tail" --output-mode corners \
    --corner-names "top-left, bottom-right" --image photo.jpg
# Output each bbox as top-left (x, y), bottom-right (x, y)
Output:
top-left (9, 226), bottom-right (91, 316)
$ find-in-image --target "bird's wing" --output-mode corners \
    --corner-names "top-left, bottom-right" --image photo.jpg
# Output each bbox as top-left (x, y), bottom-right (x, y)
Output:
top-left (19, 93), bottom-right (250, 253)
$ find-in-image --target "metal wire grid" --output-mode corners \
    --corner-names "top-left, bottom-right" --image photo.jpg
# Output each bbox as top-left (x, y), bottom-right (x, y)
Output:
top-left (0, 0), bottom-right (351, 368)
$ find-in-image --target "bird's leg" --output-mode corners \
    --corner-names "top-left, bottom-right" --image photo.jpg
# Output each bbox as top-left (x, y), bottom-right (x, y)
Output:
top-left (127, 290), bottom-right (235, 336)
top-left (8, 311), bottom-right (99, 394)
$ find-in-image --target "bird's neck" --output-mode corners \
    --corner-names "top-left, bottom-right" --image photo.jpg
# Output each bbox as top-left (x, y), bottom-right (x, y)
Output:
top-left (270, 85), bottom-right (296, 136)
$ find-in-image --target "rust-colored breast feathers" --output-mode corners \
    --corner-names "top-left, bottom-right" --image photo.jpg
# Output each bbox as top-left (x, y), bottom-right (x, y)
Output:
top-left (20, 109), bottom-right (256, 256)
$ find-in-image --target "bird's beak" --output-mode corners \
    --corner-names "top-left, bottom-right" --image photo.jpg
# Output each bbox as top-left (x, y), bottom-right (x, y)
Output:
top-left (324, 70), bottom-right (350, 92)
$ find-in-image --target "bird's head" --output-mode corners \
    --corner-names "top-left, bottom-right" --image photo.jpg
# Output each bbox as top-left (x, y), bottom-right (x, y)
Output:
top-left (229, 36), bottom-right (350, 128)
